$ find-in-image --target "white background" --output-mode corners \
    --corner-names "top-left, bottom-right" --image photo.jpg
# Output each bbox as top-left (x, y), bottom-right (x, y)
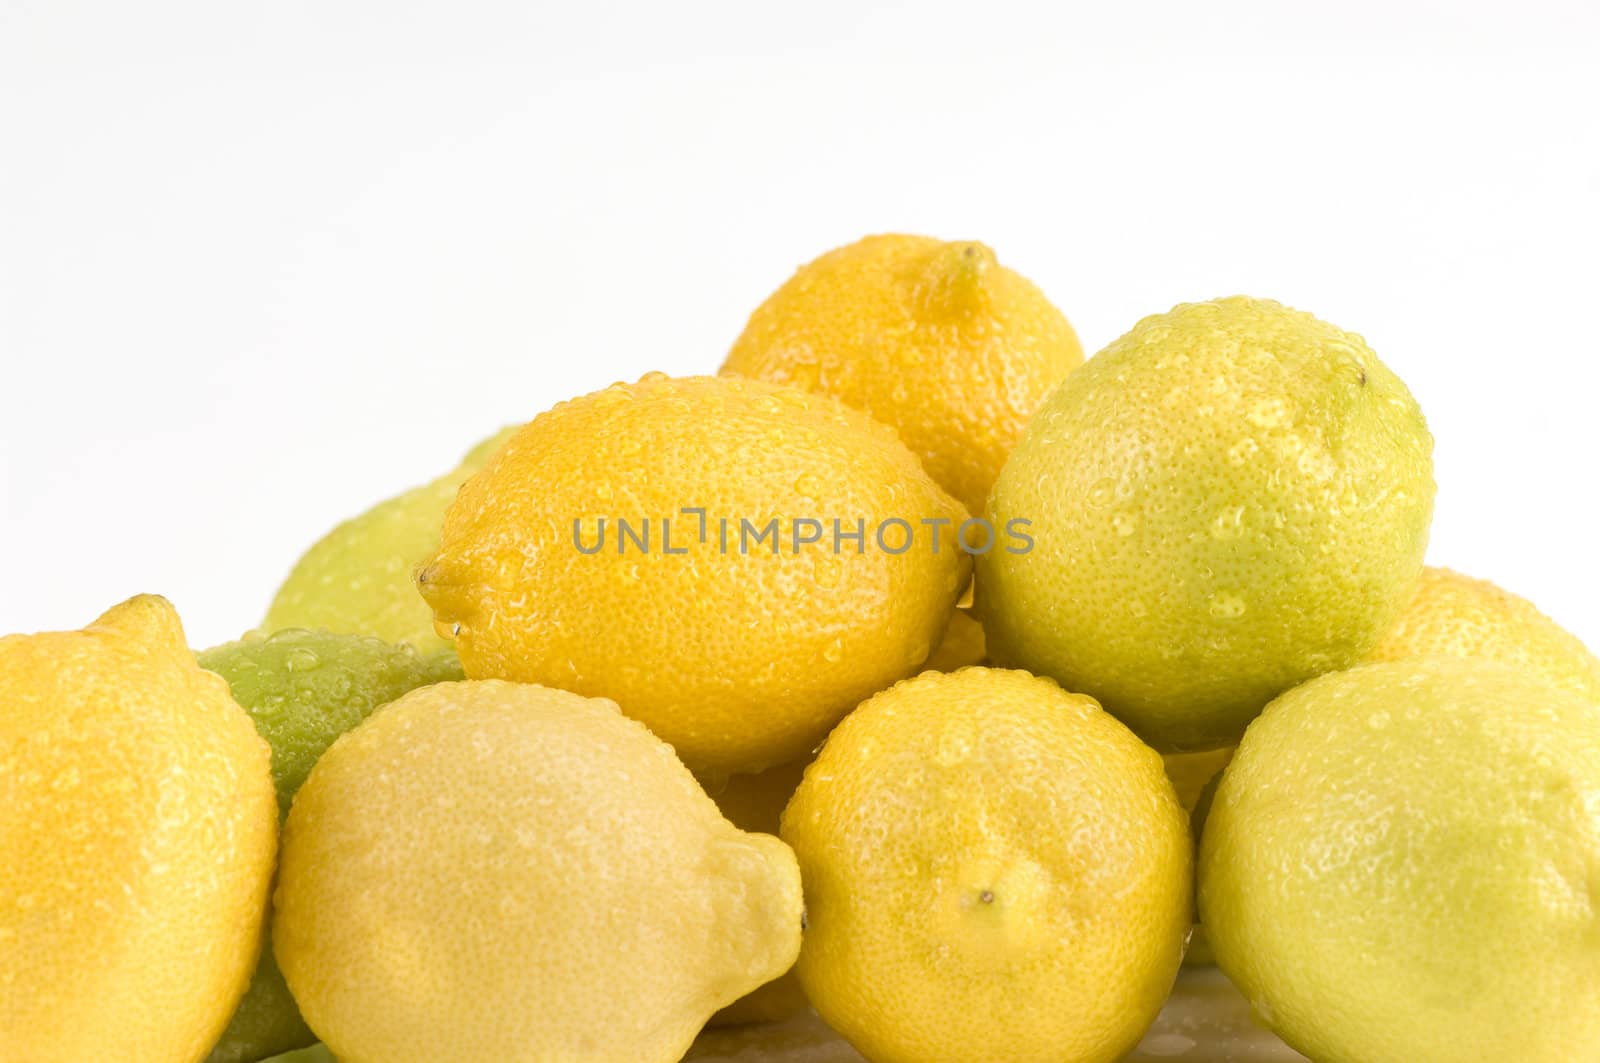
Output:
top-left (2, 0), bottom-right (1596, 650)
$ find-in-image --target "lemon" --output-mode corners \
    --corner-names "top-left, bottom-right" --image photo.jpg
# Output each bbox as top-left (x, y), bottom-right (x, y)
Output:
top-left (921, 607), bottom-right (987, 672)
top-left (722, 234), bottom-right (1082, 517)
top-left (702, 757), bottom-right (813, 1027)
top-left (1163, 748), bottom-right (1234, 813)
top-left (417, 373), bottom-right (970, 776)
top-left (265, 426), bottom-right (518, 653)
top-left (0, 596), bottom-right (278, 1062)
top-left (1200, 657), bottom-right (1600, 1062)
top-left (705, 604), bottom-right (996, 1031)
top-left (781, 667), bottom-right (1192, 1063)
top-left (1369, 566), bottom-right (1600, 700)
top-left (198, 629), bottom-right (463, 1063)
top-left (273, 679), bottom-right (803, 1063)
top-left (980, 296), bottom-right (1435, 752)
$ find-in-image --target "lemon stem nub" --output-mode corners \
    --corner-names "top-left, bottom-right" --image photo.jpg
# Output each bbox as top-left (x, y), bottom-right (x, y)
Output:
top-left (916, 241), bottom-right (996, 318)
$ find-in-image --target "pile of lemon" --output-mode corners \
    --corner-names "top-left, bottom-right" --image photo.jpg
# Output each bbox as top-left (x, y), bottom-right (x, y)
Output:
top-left (5, 234), bottom-right (1600, 1063)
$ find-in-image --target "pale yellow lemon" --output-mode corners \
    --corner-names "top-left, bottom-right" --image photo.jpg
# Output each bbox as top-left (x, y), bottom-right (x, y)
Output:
top-left (274, 680), bottom-right (803, 1063)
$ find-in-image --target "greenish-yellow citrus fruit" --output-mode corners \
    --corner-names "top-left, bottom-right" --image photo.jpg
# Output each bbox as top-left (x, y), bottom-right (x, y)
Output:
top-left (702, 758), bottom-right (813, 1027)
top-left (782, 667), bottom-right (1192, 1063)
top-left (0, 596), bottom-right (278, 1062)
top-left (1369, 566), bottom-right (1600, 701)
top-left (721, 233), bottom-right (1083, 516)
top-left (1200, 657), bottom-right (1600, 1062)
top-left (980, 296), bottom-right (1435, 752)
top-left (417, 373), bottom-right (970, 776)
top-left (198, 628), bottom-right (463, 1063)
top-left (265, 426), bottom-right (518, 654)
top-left (200, 628), bottom-right (463, 820)
top-left (274, 680), bottom-right (803, 1063)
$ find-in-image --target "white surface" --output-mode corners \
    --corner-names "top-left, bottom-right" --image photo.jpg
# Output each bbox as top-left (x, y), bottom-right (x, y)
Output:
top-left (1, 0), bottom-right (1597, 648)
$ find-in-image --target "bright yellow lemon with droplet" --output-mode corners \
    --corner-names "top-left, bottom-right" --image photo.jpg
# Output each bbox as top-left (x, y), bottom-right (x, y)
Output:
top-left (274, 679), bottom-right (804, 1063)
top-left (722, 233), bottom-right (1082, 517)
top-left (417, 373), bottom-right (970, 776)
top-left (782, 667), bottom-right (1191, 1063)
top-left (0, 596), bottom-right (277, 1062)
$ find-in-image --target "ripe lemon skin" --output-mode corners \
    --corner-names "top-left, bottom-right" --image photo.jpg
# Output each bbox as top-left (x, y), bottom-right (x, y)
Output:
top-left (782, 667), bottom-right (1192, 1063)
top-left (1369, 566), bottom-right (1600, 701)
top-left (723, 233), bottom-right (1082, 517)
top-left (1200, 657), bottom-right (1600, 1062)
top-left (273, 679), bottom-right (804, 1063)
top-left (417, 374), bottom-right (970, 776)
top-left (980, 296), bottom-right (1435, 752)
top-left (265, 426), bottom-right (518, 654)
top-left (0, 596), bottom-right (278, 1063)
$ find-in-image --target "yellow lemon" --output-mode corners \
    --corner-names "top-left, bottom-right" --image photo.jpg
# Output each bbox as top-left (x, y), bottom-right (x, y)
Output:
top-left (722, 233), bottom-right (1082, 517)
top-left (705, 607), bottom-right (988, 1028)
top-left (1369, 566), bottom-right (1600, 700)
top-left (980, 296), bottom-right (1435, 752)
top-left (265, 426), bottom-right (518, 653)
top-left (273, 679), bottom-right (803, 1063)
top-left (417, 373), bottom-right (970, 776)
top-left (921, 607), bottom-right (987, 672)
top-left (1163, 748), bottom-right (1234, 813)
top-left (782, 667), bottom-right (1192, 1063)
top-left (0, 596), bottom-right (278, 1062)
top-left (1200, 657), bottom-right (1600, 1062)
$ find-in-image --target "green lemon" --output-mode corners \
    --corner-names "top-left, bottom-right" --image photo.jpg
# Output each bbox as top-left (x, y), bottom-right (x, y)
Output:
top-left (1200, 657), bottom-right (1600, 1062)
top-left (980, 296), bottom-right (1434, 751)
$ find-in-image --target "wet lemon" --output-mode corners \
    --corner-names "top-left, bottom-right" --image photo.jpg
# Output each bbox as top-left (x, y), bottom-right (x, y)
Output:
top-left (266, 426), bottom-right (518, 653)
top-left (723, 233), bottom-right (1081, 516)
top-left (0, 597), bottom-right (277, 1062)
top-left (782, 667), bottom-right (1191, 1063)
top-left (980, 296), bottom-right (1434, 751)
top-left (418, 373), bottom-right (969, 776)
top-left (1201, 657), bottom-right (1600, 1061)
top-left (1370, 566), bottom-right (1600, 700)
top-left (274, 680), bottom-right (803, 1063)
